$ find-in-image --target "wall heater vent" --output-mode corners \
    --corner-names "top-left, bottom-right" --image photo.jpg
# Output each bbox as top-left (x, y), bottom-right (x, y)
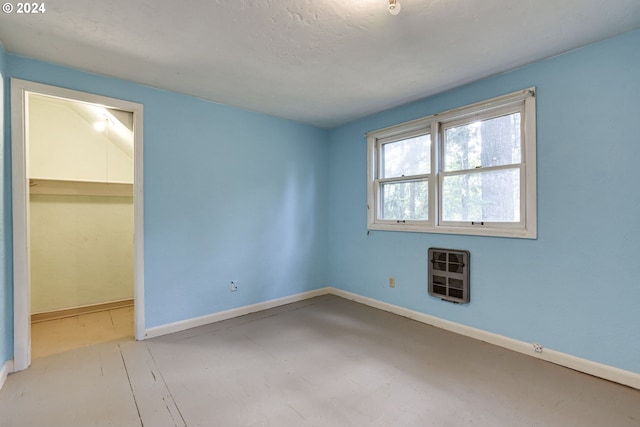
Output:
top-left (428, 248), bottom-right (470, 304)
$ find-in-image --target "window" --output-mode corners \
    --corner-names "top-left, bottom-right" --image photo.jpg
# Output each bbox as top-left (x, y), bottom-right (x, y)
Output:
top-left (367, 88), bottom-right (536, 238)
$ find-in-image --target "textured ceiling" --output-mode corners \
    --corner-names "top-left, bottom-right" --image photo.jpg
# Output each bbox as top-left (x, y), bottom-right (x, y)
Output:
top-left (1, 0), bottom-right (639, 128)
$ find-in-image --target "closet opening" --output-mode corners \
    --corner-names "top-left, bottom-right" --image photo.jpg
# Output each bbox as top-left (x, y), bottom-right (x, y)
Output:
top-left (11, 79), bottom-right (145, 371)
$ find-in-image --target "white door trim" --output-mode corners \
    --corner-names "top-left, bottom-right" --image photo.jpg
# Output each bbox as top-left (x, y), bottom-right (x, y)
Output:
top-left (10, 79), bottom-right (145, 371)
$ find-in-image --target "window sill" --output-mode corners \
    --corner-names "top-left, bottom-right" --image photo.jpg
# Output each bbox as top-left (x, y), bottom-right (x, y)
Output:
top-left (367, 222), bottom-right (537, 239)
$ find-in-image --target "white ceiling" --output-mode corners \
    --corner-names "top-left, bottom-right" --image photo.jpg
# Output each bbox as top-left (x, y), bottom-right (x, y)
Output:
top-left (1, 0), bottom-right (639, 128)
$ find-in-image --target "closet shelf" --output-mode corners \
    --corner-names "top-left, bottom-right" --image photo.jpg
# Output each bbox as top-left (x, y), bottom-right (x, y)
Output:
top-left (29, 178), bottom-right (133, 197)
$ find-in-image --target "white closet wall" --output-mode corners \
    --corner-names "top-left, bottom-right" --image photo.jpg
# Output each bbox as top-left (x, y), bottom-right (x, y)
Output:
top-left (28, 95), bottom-right (134, 314)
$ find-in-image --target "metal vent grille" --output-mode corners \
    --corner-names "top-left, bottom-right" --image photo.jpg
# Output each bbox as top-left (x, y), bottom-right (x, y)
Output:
top-left (428, 248), bottom-right (470, 303)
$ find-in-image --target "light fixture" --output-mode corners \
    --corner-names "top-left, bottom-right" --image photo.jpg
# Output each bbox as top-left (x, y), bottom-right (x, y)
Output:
top-left (93, 115), bottom-right (112, 132)
top-left (93, 119), bottom-right (107, 132)
top-left (388, 0), bottom-right (401, 15)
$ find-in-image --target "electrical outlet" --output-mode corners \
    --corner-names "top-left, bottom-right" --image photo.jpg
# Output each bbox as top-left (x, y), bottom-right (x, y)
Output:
top-left (389, 277), bottom-right (395, 288)
top-left (230, 281), bottom-right (238, 292)
top-left (533, 343), bottom-right (543, 353)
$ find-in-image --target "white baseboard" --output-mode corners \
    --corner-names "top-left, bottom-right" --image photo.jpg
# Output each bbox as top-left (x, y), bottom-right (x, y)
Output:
top-left (141, 285), bottom-right (639, 390)
top-left (144, 288), bottom-right (331, 339)
top-left (0, 359), bottom-right (14, 392)
top-left (31, 298), bottom-right (134, 323)
top-left (328, 288), bottom-right (640, 390)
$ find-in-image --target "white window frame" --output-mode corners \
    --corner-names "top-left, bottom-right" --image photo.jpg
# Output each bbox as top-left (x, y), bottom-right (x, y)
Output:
top-left (372, 121), bottom-right (435, 228)
top-left (367, 88), bottom-right (537, 239)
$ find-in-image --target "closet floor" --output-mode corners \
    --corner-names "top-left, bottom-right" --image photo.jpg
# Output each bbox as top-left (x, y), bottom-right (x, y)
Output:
top-left (31, 306), bottom-right (134, 359)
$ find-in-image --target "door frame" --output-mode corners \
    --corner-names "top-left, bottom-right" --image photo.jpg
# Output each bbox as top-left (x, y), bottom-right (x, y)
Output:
top-left (10, 79), bottom-right (145, 371)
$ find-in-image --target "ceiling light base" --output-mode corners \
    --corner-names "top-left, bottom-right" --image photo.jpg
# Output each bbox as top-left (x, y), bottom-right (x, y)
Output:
top-left (388, 0), bottom-right (401, 15)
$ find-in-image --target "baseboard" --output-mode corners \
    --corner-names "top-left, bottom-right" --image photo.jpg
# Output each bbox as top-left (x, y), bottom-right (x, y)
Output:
top-left (31, 299), bottom-right (134, 323)
top-left (144, 288), bottom-right (331, 339)
top-left (140, 285), bottom-right (639, 390)
top-left (328, 288), bottom-right (640, 390)
top-left (0, 359), bottom-right (13, 392)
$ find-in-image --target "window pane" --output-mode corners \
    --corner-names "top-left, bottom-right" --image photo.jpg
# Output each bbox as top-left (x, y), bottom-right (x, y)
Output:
top-left (381, 180), bottom-right (428, 220)
top-left (444, 113), bottom-right (521, 172)
top-left (442, 169), bottom-right (520, 222)
top-left (382, 134), bottom-right (430, 178)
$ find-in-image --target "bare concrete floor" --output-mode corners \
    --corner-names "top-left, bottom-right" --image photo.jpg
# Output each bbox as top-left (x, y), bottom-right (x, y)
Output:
top-left (1, 295), bottom-right (639, 427)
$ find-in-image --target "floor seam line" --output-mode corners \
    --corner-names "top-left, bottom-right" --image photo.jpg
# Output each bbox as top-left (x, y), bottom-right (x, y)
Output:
top-left (118, 343), bottom-right (145, 427)
top-left (145, 344), bottom-right (188, 427)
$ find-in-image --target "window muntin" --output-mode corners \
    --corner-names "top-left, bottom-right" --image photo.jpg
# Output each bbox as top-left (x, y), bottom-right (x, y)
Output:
top-left (367, 88), bottom-right (536, 238)
top-left (375, 128), bottom-right (433, 224)
top-left (381, 179), bottom-right (429, 220)
top-left (441, 168), bottom-right (520, 223)
top-left (440, 106), bottom-right (524, 227)
top-left (443, 111), bottom-right (521, 172)
top-left (381, 134), bottom-right (431, 178)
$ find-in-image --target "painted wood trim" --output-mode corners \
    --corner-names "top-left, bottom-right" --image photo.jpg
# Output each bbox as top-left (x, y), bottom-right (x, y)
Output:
top-left (144, 288), bottom-right (331, 339)
top-left (0, 360), bottom-right (13, 392)
top-left (29, 179), bottom-right (133, 197)
top-left (11, 79), bottom-right (32, 372)
top-left (328, 288), bottom-right (640, 391)
top-left (132, 102), bottom-right (145, 342)
top-left (31, 299), bottom-right (134, 323)
top-left (10, 78), bottom-right (145, 371)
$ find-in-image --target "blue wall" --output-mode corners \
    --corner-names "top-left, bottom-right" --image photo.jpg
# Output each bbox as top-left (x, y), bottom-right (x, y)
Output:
top-left (0, 42), bottom-right (11, 368)
top-left (328, 30), bottom-right (640, 373)
top-left (7, 55), bottom-right (330, 328)
top-left (2, 30), bottom-right (639, 375)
